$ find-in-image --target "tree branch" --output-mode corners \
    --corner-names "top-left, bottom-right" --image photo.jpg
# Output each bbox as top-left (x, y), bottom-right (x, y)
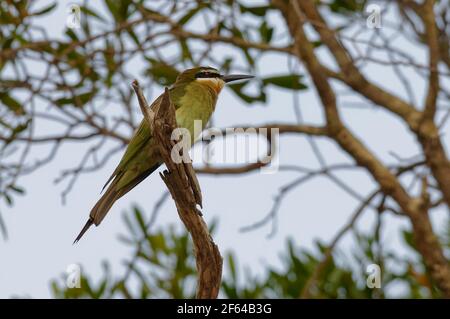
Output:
top-left (296, 0), bottom-right (450, 208)
top-left (132, 80), bottom-right (222, 299)
top-left (273, 0), bottom-right (450, 297)
top-left (297, 0), bottom-right (422, 130)
top-left (422, 0), bottom-right (440, 120)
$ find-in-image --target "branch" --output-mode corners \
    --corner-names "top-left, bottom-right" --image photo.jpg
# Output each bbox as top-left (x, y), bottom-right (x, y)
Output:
top-left (196, 123), bottom-right (326, 175)
top-left (273, 0), bottom-right (450, 297)
top-left (296, 0), bottom-right (450, 208)
top-left (196, 163), bottom-right (267, 175)
top-left (132, 80), bottom-right (222, 299)
top-left (421, 0), bottom-right (440, 120)
top-left (296, 0), bottom-right (422, 130)
top-left (136, 7), bottom-right (292, 54)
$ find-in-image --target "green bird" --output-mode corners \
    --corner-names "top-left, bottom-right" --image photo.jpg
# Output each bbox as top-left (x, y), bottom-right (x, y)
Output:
top-left (74, 66), bottom-right (253, 242)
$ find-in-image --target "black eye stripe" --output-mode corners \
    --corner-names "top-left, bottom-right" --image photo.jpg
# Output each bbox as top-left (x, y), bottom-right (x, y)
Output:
top-left (195, 71), bottom-right (220, 78)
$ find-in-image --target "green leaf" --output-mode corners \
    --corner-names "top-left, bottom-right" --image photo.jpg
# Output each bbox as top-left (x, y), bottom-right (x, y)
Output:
top-left (0, 10), bottom-right (16, 25)
top-left (177, 4), bottom-right (207, 25)
top-left (328, 0), bottom-right (367, 15)
top-left (262, 74), bottom-right (307, 90)
top-left (105, 0), bottom-right (132, 22)
top-left (65, 28), bottom-right (79, 42)
top-left (2, 37), bottom-right (14, 50)
top-left (312, 40), bottom-right (323, 48)
top-left (228, 82), bottom-right (266, 104)
top-left (179, 39), bottom-right (193, 62)
top-left (3, 193), bottom-right (13, 206)
top-left (133, 207), bottom-right (147, 234)
top-left (55, 90), bottom-right (97, 107)
top-left (230, 27), bottom-right (255, 67)
top-left (80, 6), bottom-right (106, 22)
top-left (10, 185), bottom-right (25, 194)
top-left (0, 212), bottom-right (8, 241)
top-left (95, 280), bottom-right (107, 298)
top-left (1, 119), bottom-right (30, 148)
top-left (12, 120), bottom-right (30, 135)
top-left (228, 253), bottom-right (237, 282)
top-left (103, 44), bottom-right (116, 87)
top-left (32, 2), bottom-right (57, 16)
top-left (145, 59), bottom-right (179, 86)
top-left (0, 92), bottom-right (24, 115)
top-left (259, 21), bottom-right (274, 43)
top-left (239, 5), bottom-right (273, 16)
top-left (122, 213), bottom-right (137, 237)
top-left (127, 29), bottom-right (140, 46)
top-left (402, 229), bottom-right (416, 250)
top-left (243, 50), bottom-right (255, 67)
top-left (105, 0), bottom-right (120, 21)
top-left (220, 57), bottom-right (233, 74)
top-left (0, 118), bottom-right (12, 129)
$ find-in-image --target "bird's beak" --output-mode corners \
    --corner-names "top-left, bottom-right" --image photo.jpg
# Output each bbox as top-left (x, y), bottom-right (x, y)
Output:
top-left (221, 74), bottom-right (254, 83)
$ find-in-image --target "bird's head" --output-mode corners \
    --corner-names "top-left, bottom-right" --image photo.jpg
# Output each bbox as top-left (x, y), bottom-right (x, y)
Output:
top-left (175, 66), bottom-right (254, 94)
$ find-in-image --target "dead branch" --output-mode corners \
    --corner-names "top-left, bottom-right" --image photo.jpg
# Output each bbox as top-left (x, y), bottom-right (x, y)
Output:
top-left (131, 80), bottom-right (222, 299)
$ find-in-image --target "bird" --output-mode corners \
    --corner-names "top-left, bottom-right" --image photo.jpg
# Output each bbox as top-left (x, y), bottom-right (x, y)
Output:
top-left (74, 66), bottom-right (253, 243)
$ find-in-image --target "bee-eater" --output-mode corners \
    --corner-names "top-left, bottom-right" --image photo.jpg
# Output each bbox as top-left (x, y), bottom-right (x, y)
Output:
top-left (74, 66), bottom-right (253, 242)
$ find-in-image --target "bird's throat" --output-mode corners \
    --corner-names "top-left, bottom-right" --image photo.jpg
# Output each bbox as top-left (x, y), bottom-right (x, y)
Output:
top-left (196, 78), bottom-right (225, 94)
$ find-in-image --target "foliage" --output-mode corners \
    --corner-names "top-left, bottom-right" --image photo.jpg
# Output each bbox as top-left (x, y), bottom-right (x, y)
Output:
top-left (51, 207), bottom-right (448, 299)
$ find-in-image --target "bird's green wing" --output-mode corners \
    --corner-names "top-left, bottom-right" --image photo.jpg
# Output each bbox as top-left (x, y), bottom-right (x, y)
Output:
top-left (101, 94), bottom-right (163, 191)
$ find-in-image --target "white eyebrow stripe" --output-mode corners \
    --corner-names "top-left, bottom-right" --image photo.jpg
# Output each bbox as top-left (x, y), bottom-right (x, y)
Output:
top-left (196, 78), bottom-right (224, 84)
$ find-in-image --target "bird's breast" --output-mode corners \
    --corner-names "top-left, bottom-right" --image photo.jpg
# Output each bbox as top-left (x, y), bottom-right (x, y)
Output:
top-left (175, 82), bottom-right (219, 144)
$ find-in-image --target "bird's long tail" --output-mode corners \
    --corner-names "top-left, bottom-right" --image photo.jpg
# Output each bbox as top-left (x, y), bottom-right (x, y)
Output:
top-left (73, 218), bottom-right (94, 244)
top-left (73, 177), bottom-right (120, 244)
top-left (73, 164), bottom-right (161, 243)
